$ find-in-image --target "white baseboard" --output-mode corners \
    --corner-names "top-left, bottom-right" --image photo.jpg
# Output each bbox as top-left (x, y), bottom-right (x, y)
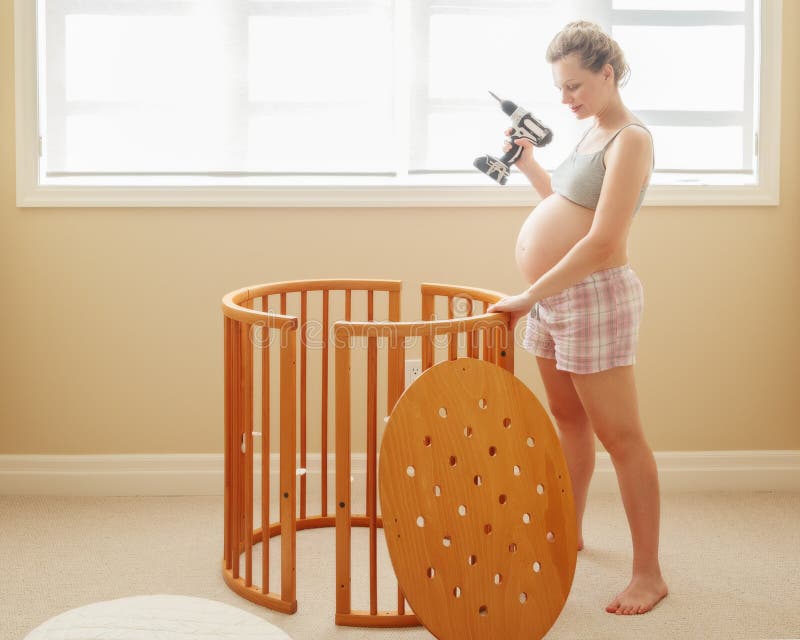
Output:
top-left (0, 451), bottom-right (798, 497)
top-left (592, 450), bottom-right (800, 494)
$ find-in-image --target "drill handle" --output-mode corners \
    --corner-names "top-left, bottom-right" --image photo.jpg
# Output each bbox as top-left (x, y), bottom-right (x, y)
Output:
top-left (499, 141), bottom-right (525, 167)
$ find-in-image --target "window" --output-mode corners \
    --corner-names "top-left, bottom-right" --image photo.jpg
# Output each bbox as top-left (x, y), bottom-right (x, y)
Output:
top-left (46, 1), bottom-right (395, 175)
top-left (15, 0), bottom-right (782, 207)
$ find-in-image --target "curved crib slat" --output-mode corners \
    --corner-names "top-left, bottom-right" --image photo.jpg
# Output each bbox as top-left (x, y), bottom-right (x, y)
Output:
top-left (222, 279), bottom-right (512, 627)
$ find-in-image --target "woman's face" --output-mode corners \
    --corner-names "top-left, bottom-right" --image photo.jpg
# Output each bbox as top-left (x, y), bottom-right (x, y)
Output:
top-left (552, 53), bottom-right (613, 119)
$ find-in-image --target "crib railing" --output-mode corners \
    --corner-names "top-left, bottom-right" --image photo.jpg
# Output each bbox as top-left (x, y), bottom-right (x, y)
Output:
top-left (221, 279), bottom-right (512, 626)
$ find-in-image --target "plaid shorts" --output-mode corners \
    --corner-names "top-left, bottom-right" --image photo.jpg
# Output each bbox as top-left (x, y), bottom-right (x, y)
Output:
top-left (523, 265), bottom-right (644, 374)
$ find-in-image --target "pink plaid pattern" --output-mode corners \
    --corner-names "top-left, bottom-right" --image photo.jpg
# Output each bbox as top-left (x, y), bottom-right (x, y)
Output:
top-left (523, 265), bottom-right (644, 374)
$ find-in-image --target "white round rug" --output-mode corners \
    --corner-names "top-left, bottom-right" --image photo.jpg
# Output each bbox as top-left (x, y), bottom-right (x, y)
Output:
top-left (24, 595), bottom-right (293, 640)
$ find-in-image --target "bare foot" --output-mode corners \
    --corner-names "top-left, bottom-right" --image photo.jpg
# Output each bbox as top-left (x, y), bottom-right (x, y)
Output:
top-left (605, 575), bottom-right (668, 615)
top-left (577, 535), bottom-right (584, 551)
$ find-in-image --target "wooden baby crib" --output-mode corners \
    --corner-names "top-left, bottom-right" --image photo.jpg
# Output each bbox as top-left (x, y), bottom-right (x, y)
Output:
top-left (221, 279), bottom-right (514, 628)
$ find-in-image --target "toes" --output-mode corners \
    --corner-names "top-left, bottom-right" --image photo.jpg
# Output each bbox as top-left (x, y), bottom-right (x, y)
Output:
top-left (607, 593), bottom-right (662, 615)
top-left (623, 603), bottom-right (654, 615)
top-left (606, 582), bottom-right (667, 615)
top-left (605, 595), bottom-right (622, 614)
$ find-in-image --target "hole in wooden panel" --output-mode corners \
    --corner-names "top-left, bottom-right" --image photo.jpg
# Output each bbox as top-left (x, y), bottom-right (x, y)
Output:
top-left (473, 474), bottom-right (483, 486)
top-left (434, 485), bottom-right (442, 497)
top-left (537, 483), bottom-right (545, 495)
top-left (478, 398), bottom-right (488, 409)
top-left (526, 436), bottom-right (535, 447)
top-left (519, 592), bottom-right (528, 604)
top-left (478, 605), bottom-right (488, 616)
top-left (453, 586), bottom-right (462, 598)
top-left (503, 417), bottom-right (512, 429)
top-left (493, 573), bottom-right (503, 585)
top-left (423, 436), bottom-right (432, 447)
top-left (438, 407), bottom-right (448, 418)
top-left (449, 455), bottom-right (457, 468)
top-left (513, 465), bottom-right (521, 476)
top-left (484, 524), bottom-right (493, 535)
top-left (546, 531), bottom-right (555, 542)
top-left (458, 504), bottom-right (468, 516)
top-left (406, 466), bottom-right (415, 478)
top-left (498, 494), bottom-right (507, 505)
top-left (509, 543), bottom-right (518, 553)
top-left (522, 513), bottom-right (531, 524)
top-left (442, 536), bottom-right (452, 547)
top-left (488, 446), bottom-right (497, 457)
top-left (468, 554), bottom-right (477, 566)
top-left (427, 567), bottom-right (436, 579)
top-left (533, 561), bottom-right (541, 573)
top-left (416, 516), bottom-right (425, 527)
top-left (464, 426), bottom-right (473, 438)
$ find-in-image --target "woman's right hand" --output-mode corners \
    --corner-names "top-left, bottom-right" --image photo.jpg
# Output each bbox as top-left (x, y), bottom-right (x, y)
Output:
top-left (504, 128), bottom-right (536, 171)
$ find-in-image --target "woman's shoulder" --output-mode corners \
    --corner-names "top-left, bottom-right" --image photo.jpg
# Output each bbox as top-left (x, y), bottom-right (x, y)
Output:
top-left (607, 122), bottom-right (652, 156)
top-left (601, 121), bottom-right (653, 180)
top-left (614, 120), bottom-right (651, 140)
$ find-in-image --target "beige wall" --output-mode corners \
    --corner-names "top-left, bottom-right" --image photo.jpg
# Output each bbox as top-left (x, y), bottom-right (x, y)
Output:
top-left (1, 1), bottom-right (798, 456)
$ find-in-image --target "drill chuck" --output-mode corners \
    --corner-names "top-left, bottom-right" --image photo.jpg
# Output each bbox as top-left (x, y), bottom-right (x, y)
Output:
top-left (489, 91), bottom-right (518, 117)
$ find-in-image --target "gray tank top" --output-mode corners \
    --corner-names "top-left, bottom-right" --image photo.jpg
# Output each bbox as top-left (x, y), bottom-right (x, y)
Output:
top-left (550, 123), bottom-right (653, 212)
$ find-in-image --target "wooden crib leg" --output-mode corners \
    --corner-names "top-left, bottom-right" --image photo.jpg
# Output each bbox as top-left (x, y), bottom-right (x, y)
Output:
top-left (335, 329), bottom-right (352, 620)
top-left (279, 327), bottom-right (297, 607)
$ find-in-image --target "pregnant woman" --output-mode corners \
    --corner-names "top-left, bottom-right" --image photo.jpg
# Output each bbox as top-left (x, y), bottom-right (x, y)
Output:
top-left (487, 22), bottom-right (668, 615)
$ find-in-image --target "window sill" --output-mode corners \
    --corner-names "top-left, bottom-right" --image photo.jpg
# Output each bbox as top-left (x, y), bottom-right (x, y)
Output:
top-left (17, 172), bottom-right (779, 208)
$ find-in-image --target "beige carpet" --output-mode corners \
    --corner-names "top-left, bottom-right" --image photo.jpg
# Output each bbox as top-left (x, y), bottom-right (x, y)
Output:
top-left (1, 491), bottom-right (799, 640)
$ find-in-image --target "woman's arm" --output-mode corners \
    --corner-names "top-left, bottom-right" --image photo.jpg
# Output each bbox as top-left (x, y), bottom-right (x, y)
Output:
top-left (488, 126), bottom-right (652, 323)
top-left (517, 158), bottom-right (554, 200)
top-left (505, 136), bottom-right (554, 199)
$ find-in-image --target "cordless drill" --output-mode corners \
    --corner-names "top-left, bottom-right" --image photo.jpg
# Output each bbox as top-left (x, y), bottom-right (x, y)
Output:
top-left (473, 91), bottom-right (553, 185)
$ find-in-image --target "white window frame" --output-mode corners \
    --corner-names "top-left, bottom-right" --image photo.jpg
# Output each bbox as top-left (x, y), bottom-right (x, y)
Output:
top-left (14, 0), bottom-right (782, 208)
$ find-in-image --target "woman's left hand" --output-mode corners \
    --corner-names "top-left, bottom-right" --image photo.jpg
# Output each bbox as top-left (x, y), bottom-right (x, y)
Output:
top-left (487, 291), bottom-right (537, 328)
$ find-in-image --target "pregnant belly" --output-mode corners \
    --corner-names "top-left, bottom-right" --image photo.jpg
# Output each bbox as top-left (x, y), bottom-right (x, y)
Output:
top-left (515, 193), bottom-right (595, 283)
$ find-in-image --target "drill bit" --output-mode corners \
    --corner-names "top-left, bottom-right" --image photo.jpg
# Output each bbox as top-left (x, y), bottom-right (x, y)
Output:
top-left (488, 90), bottom-right (502, 103)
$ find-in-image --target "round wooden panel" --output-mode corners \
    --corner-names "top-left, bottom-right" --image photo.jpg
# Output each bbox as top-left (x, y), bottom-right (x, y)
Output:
top-left (379, 358), bottom-right (577, 640)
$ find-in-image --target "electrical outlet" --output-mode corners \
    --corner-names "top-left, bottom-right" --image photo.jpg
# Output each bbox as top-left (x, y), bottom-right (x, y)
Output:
top-left (405, 359), bottom-right (423, 388)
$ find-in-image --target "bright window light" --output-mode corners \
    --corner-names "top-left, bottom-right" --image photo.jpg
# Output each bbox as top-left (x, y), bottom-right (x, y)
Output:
top-left (615, 25), bottom-right (745, 112)
top-left (650, 126), bottom-right (744, 170)
top-left (17, 0), bottom-right (777, 206)
top-left (612, 0), bottom-right (745, 10)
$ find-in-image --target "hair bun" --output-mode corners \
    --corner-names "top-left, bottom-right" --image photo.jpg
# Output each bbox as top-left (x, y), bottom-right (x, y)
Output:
top-left (567, 20), bottom-right (602, 31)
top-left (546, 21), bottom-right (631, 87)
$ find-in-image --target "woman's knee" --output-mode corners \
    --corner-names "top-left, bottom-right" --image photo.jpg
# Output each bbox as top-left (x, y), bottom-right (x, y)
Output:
top-left (593, 422), bottom-right (647, 460)
top-left (549, 400), bottom-right (590, 434)
top-left (537, 357), bottom-right (590, 434)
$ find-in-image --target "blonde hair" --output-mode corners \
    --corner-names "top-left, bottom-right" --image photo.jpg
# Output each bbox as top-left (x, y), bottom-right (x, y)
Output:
top-left (546, 21), bottom-right (630, 87)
